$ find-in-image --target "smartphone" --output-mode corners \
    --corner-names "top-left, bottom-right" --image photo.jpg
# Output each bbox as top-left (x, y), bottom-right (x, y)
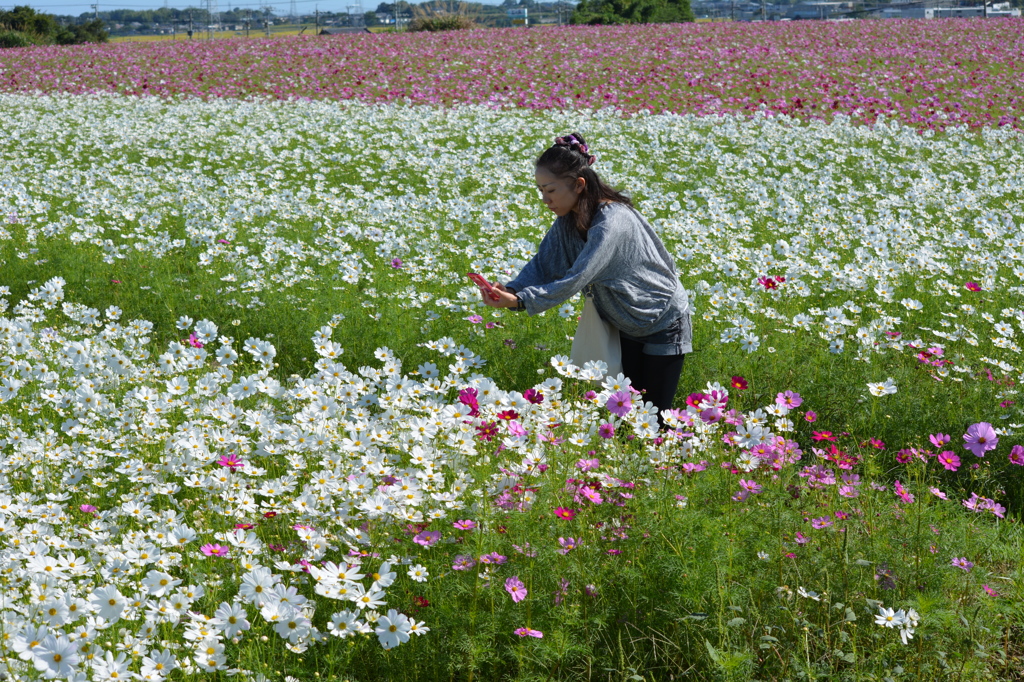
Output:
top-left (467, 272), bottom-right (501, 301)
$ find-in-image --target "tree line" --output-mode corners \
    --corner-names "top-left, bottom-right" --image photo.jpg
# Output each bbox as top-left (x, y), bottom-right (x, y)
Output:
top-left (0, 5), bottom-right (107, 48)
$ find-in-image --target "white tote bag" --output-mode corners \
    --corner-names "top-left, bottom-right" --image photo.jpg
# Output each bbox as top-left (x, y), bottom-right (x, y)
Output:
top-left (570, 293), bottom-right (622, 378)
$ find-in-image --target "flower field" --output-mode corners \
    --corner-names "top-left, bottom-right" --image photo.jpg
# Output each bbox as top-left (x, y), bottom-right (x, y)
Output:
top-left (1, 19), bottom-right (1024, 682)
top-left (1, 18), bottom-right (1024, 130)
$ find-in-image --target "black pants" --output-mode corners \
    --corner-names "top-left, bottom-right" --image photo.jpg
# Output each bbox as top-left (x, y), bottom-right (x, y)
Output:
top-left (619, 336), bottom-right (685, 427)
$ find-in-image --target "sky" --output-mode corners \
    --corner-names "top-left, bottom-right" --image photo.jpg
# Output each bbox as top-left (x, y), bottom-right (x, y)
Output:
top-left (6, 0), bottom-right (505, 18)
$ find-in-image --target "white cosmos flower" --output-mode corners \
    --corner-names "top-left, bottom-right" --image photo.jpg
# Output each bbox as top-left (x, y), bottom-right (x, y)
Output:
top-left (32, 635), bottom-right (79, 678)
top-left (867, 378), bottom-right (898, 396)
top-left (874, 607), bottom-right (907, 629)
top-left (375, 609), bottom-right (411, 650)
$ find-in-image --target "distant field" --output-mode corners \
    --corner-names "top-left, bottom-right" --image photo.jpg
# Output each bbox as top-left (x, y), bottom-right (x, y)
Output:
top-left (2, 19), bottom-right (1021, 129)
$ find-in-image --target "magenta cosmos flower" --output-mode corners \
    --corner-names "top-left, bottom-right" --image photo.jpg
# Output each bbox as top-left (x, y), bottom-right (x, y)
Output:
top-left (553, 507), bottom-right (577, 520)
top-left (936, 451), bottom-right (960, 472)
top-left (1008, 445), bottom-right (1024, 466)
top-left (200, 544), bottom-right (230, 557)
top-left (598, 423), bottom-right (615, 439)
top-left (963, 422), bottom-right (998, 457)
top-left (605, 390), bottom-right (633, 417)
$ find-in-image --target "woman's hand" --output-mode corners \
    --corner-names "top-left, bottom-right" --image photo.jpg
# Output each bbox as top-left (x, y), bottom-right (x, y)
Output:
top-left (479, 283), bottom-right (519, 309)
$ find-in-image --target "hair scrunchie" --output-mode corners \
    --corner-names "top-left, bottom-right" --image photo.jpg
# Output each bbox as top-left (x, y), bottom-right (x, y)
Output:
top-left (554, 134), bottom-right (596, 165)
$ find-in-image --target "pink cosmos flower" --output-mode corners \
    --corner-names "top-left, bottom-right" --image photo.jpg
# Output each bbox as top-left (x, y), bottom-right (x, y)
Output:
top-left (963, 422), bottom-right (998, 457)
top-left (390, 257), bottom-right (403, 268)
top-left (557, 537), bottom-right (578, 554)
top-left (962, 492), bottom-right (1006, 518)
top-left (452, 555), bottom-right (476, 571)
top-left (964, 282), bottom-right (981, 292)
top-left (465, 315), bottom-right (483, 323)
top-left (579, 487), bottom-right (603, 505)
top-left (576, 458), bottom-right (600, 472)
top-left (804, 411), bottom-right (817, 423)
top-left (776, 390), bottom-right (803, 408)
top-left (200, 544), bottom-right (230, 557)
top-left (936, 451), bottom-right (960, 471)
top-left (514, 627), bottom-right (543, 638)
top-left (929, 433), bottom-right (951, 448)
top-left (452, 520), bottom-right (477, 531)
top-left (700, 407), bottom-right (723, 424)
top-left (505, 576), bottom-right (527, 602)
top-left (553, 507), bottom-right (577, 520)
top-left (838, 485), bottom-right (859, 498)
top-left (507, 420), bottom-right (528, 437)
top-left (730, 376), bottom-right (748, 390)
top-left (583, 390), bottom-right (598, 401)
top-left (79, 504), bottom-right (98, 514)
top-left (479, 552), bottom-right (507, 565)
top-left (606, 390), bottom-right (633, 417)
top-left (794, 532), bottom-right (810, 545)
top-left (1009, 445), bottom-right (1024, 466)
top-left (983, 584), bottom-right (1000, 597)
top-left (810, 517), bottom-right (832, 529)
top-left (894, 480), bottom-right (915, 504)
top-left (739, 479), bottom-right (762, 494)
top-left (951, 557), bottom-right (974, 572)
top-left (929, 487), bottom-right (948, 500)
top-left (598, 423), bottom-right (615, 439)
top-left (412, 531), bottom-right (441, 547)
top-left (681, 461), bottom-right (708, 474)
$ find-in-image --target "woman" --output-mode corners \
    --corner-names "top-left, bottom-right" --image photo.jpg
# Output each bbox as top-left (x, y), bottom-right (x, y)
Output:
top-left (479, 133), bottom-right (692, 422)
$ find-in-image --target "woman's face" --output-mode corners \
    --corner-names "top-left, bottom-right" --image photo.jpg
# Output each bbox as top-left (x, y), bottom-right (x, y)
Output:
top-left (535, 166), bottom-right (584, 217)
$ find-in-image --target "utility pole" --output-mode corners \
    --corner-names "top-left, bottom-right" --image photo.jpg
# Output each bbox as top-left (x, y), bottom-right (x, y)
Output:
top-left (315, 7), bottom-right (319, 32)
top-left (761, 0), bottom-right (766, 20)
top-left (188, 9), bottom-right (193, 38)
top-left (245, 8), bottom-right (251, 35)
top-left (91, 3), bottom-right (98, 20)
top-left (264, 5), bottom-right (273, 36)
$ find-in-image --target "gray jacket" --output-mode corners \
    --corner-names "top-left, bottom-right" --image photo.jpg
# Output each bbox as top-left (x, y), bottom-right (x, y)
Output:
top-left (507, 202), bottom-right (691, 351)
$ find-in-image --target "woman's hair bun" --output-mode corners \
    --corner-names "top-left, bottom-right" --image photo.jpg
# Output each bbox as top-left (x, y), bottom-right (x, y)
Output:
top-left (553, 133), bottom-right (595, 165)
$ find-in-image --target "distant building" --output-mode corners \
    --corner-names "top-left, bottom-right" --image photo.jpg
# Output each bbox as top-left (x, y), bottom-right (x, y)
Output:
top-left (873, 2), bottom-right (1021, 17)
top-left (786, 1), bottom-right (850, 18)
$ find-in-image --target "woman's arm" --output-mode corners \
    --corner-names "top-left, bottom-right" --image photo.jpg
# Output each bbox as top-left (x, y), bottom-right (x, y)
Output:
top-left (513, 218), bottom-right (623, 315)
top-left (505, 219), bottom-right (572, 293)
